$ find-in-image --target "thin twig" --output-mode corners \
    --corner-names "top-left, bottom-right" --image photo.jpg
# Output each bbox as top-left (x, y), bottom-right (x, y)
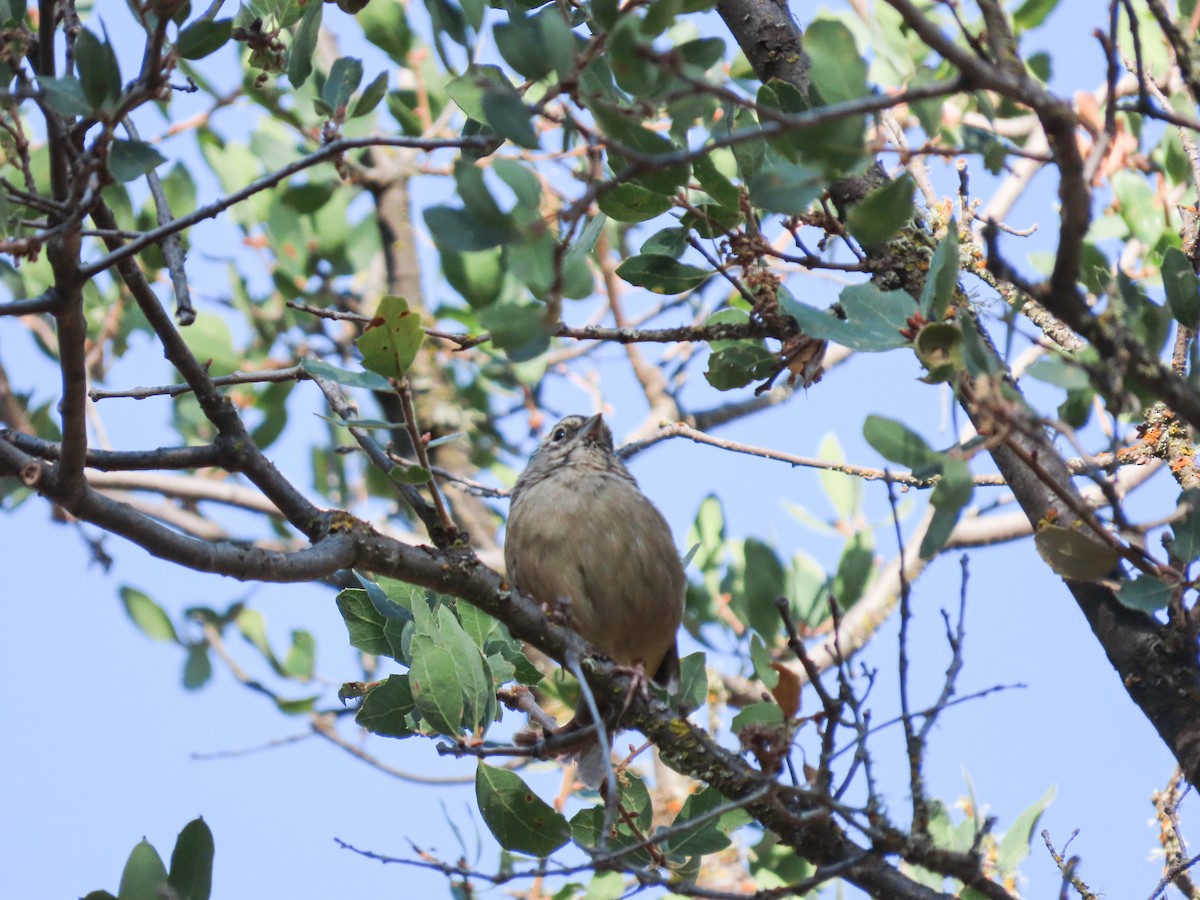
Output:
top-left (123, 117), bottom-right (193, 325)
top-left (89, 365), bottom-right (309, 400)
top-left (567, 652), bottom-right (619, 849)
top-left (621, 420), bottom-right (1007, 487)
top-left (307, 367), bottom-right (440, 534)
top-left (80, 134), bottom-right (497, 280)
top-left (397, 377), bottom-right (457, 540)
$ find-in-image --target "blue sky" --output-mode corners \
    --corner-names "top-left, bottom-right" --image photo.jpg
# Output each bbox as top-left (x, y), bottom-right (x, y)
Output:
top-left (2, 0), bottom-right (1193, 898)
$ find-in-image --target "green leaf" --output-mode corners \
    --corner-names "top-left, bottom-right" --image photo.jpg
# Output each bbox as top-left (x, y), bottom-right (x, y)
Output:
top-left (282, 629), bottom-right (316, 680)
top-left (301, 357), bottom-right (393, 391)
top-left (1027, 354), bottom-right (1091, 391)
top-left (677, 651), bottom-right (708, 712)
top-left (390, 461), bottom-right (433, 484)
top-left (960, 314), bottom-right (1001, 378)
top-left (1013, 0), bottom-right (1059, 31)
top-left (845, 174), bottom-right (914, 245)
top-left (693, 151), bottom-right (740, 210)
top-left (797, 113), bottom-right (867, 175)
top-left (704, 341), bottom-right (777, 390)
top-left (446, 65), bottom-right (509, 122)
top-left (358, 0), bottom-right (413, 63)
top-left (561, 251), bottom-right (595, 301)
top-left (805, 19), bottom-right (868, 104)
top-left (179, 311), bottom-right (239, 374)
top-left (356, 674), bottom-right (417, 737)
top-left (1170, 489), bottom-right (1200, 566)
top-left (681, 202), bottom-right (742, 238)
top-left (435, 605), bottom-right (492, 728)
top-left (641, 225), bottom-right (688, 258)
top-left (919, 225), bottom-right (960, 319)
top-left (118, 840), bottom-right (168, 900)
top-left (234, 607), bottom-right (278, 668)
top-left (350, 71), bottom-right (389, 119)
top-left (274, 695), bottom-right (318, 715)
top-left (1117, 575), bottom-right (1173, 613)
top-left (176, 18), bottom-right (232, 60)
top-left (458, 602), bottom-right (504, 648)
top-left (109, 140), bottom-right (166, 183)
top-left (425, 205), bottom-right (516, 251)
top-left (572, 774), bottom-right (654, 842)
top-left (833, 529), bottom-right (874, 608)
top-left (167, 818), bottom-right (214, 900)
top-left (75, 28), bottom-right (121, 111)
top-left (443, 248), bottom-right (506, 309)
top-left (597, 183), bottom-right (674, 223)
top-left (357, 570), bottom-right (414, 622)
top-left (863, 415), bottom-right (941, 471)
top-left (507, 233), bottom-right (560, 297)
top-left (817, 433), bottom-right (861, 522)
top-left (38, 76), bottom-right (92, 117)
top-left (616, 254), bottom-right (709, 294)
top-left (494, 10), bottom-right (563, 81)
top-left (182, 644), bottom-right (212, 690)
top-left (739, 538), bottom-right (788, 638)
top-left (476, 764), bottom-right (570, 857)
top-left (608, 15), bottom-right (659, 95)
top-left (1161, 246), bottom-right (1200, 328)
top-left (666, 787), bottom-right (743, 856)
top-left (731, 700), bottom-right (784, 732)
top-left (678, 35), bottom-right (725, 71)
top-left (750, 634), bottom-right (779, 688)
top-left (323, 56), bottom-right (364, 113)
top-left (583, 872), bottom-right (625, 900)
top-left (357, 295), bottom-right (424, 379)
top-left (287, 0), bottom-right (322, 88)
top-left (591, 107), bottom-right (689, 195)
top-left (621, 771), bottom-right (655, 829)
top-left (1116, 270), bottom-right (1171, 355)
top-left (1112, 170), bottom-right (1162, 247)
top-left (781, 283), bottom-right (917, 352)
top-left (479, 302), bottom-right (550, 361)
top-left (1034, 524), bottom-right (1121, 581)
top-left (747, 161), bottom-right (825, 215)
top-left (919, 457), bottom-right (973, 559)
top-left (408, 636), bottom-right (465, 734)
top-left (337, 588), bottom-right (395, 656)
top-left (996, 786), bottom-right (1055, 872)
top-left (120, 586), bottom-right (179, 643)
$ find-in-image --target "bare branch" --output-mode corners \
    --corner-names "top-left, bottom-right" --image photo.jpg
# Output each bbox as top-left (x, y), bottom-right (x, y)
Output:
top-left (0, 289), bottom-right (59, 316)
top-left (88, 365), bottom-right (309, 401)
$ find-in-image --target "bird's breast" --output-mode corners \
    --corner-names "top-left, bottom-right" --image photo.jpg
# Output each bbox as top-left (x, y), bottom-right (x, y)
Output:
top-left (505, 470), bottom-right (685, 671)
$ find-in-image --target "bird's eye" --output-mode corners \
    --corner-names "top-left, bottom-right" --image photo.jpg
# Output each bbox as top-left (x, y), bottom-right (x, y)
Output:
top-left (551, 427), bottom-right (567, 442)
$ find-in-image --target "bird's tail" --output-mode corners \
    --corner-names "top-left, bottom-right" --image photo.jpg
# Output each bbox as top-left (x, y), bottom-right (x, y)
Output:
top-left (570, 735), bottom-right (613, 789)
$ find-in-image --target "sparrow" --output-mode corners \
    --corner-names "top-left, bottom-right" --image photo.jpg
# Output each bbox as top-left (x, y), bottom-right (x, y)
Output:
top-left (505, 413), bottom-right (685, 785)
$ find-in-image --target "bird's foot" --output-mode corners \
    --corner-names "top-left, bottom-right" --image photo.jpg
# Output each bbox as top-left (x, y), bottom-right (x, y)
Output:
top-left (612, 660), bottom-right (650, 718)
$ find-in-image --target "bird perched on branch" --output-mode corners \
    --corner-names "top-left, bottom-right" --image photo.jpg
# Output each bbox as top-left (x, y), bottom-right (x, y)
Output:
top-left (505, 413), bottom-right (685, 786)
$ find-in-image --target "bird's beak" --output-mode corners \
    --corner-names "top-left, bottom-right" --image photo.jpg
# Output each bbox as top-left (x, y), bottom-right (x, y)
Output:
top-left (579, 413), bottom-right (604, 442)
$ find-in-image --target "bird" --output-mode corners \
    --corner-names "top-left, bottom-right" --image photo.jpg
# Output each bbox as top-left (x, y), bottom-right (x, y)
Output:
top-left (504, 413), bottom-right (685, 787)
